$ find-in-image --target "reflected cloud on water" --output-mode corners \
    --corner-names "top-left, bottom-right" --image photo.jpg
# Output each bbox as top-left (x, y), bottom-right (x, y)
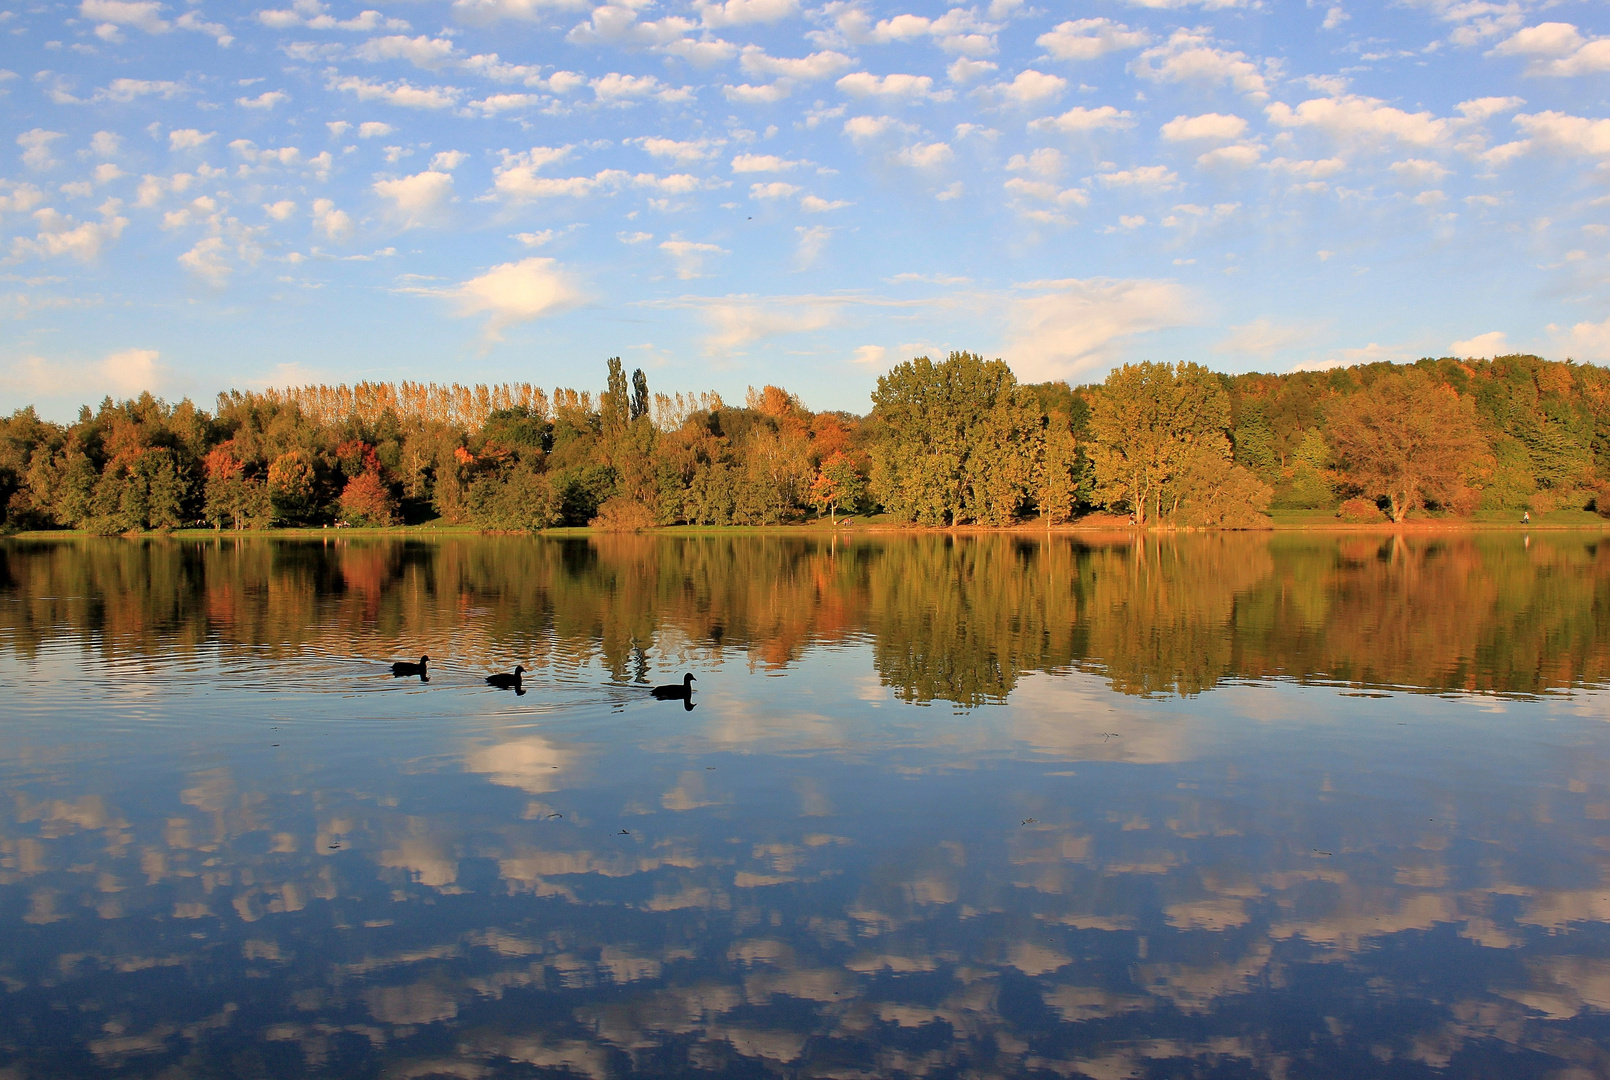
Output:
top-left (1, 534), bottom-right (1609, 1077)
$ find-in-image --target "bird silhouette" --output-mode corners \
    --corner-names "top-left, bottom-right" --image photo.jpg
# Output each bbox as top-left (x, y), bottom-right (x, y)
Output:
top-left (652, 672), bottom-right (696, 710)
top-left (486, 664), bottom-right (525, 693)
top-left (391, 655), bottom-right (428, 679)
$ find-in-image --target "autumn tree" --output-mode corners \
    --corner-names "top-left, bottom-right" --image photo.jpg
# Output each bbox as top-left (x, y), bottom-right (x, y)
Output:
top-left (1325, 367), bottom-right (1490, 521)
top-left (810, 450), bottom-right (865, 524)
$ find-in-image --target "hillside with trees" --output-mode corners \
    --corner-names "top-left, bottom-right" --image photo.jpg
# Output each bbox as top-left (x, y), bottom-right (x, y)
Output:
top-left (1, 351), bottom-right (1607, 533)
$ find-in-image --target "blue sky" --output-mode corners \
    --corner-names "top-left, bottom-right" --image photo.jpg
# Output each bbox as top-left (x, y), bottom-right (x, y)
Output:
top-left (2, 0), bottom-right (1608, 418)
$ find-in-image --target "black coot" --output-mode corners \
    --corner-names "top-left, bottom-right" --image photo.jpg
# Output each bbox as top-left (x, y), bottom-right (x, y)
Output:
top-left (652, 673), bottom-right (696, 709)
top-left (487, 665), bottom-right (525, 692)
top-left (391, 655), bottom-right (428, 678)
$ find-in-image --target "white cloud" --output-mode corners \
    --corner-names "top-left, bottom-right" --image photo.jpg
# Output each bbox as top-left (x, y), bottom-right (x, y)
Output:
top-left (1003, 177), bottom-right (1089, 219)
top-left (749, 181), bottom-right (800, 199)
top-left (1389, 158), bottom-right (1451, 184)
top-left (724, 82), bottom-right (793, 104)
top-left (1006, 147), bottom-right (1065, 177)
top-left (358, 121), bottom-right (394, 138)
top-left (259, 1), bottom-right (408, 31)
top-left (947, 58), bottom-right (998, 83)
top-left (329, 75), bottom-right (460, 109)
top-left (836, 72), bottom-right (948, 103)
top-left (11, 206), bottom-right (129, 261)
top-left (355, 34), bottom-right (458, 69)
top-left (895, 142), bottom-right (954, 168)
top-left (178, 235), bottom-right (231, 284)
top-left (842, 115), bottom-right (917, 142)
top-left (592, 72), bottom-right (689, 104)
top-left (450, 0), bottom-right (592, 24)
top-left (636, 136), bottom-right (724, 163)
top-left (852, 344), bottom-right (887, 367)
top-left (1028, 105), bottom-right (1134, 134)
top-left (18, 130), bottom-right (65, 171)
top-left (88, 131), bottom-right (122, 158)
top-left (800, 194), bottom-right (850, 212)
top-left (1266, 94), bottom-right (1454, 153)
top-left (264, 199), bottom-right (297, 221)
top-left (1037, 19), bottom-right (1149, 61)
top-left (168, 128), bottom-right (214, 150)
top-left (1160, 113), bottom-right (1248, 142)
top-left (696, 0), bottom-right (798, 28)
top-left (175, 10), bottom-right (232, 45)
top-left (1450, 330), bottom-right (1511, 356)
top-left (1119, 0), bottom-right (1246, 8)
top-left (731, 153), bottom-right (803, 173)
top-left (468, 92), bottom-right (542, 114)
top-left (1097, 164), bottom-right (1179, 188)
top-left (660, 239), bottom-right (728, 278)
top-left (81, 0), bottom-right (169, 35)
top-left (662, 37), bottom-right (739, 66)
top-left (980, 69), bottom-right (1067, 106)
top-left (1213, 318), bottom-right (1323, 357)
top-left (566, 6), bottom-right (696, 47)
top-left (739, 47), bottom-right (850, 81)
top-left (1267, 156), bottom-right (1346, 179)
top-left (795, 224), bottom-right (831, 266)
top-left (1002, 278), bottom-right (1197, 381)
top-left (1511, 111), bottom-right (1610, 156)
top-left (375, 170), bottom-right (454, 227)
top-left (102, 347), bottom-right (160, 394)
top-left (1196, 144), bottom-right (1261, 168)
top-left (1549, 316), bottom-right (1610, 361)
top-left (0, 181), bottom-right (47, 215)
top-left (1131, 29), bottom-right (1271, 100)
top-left (98, 78), bottom-right (186, 102)
top-left (489, 146), bottom-right (582, 200)
top-left (693, 296), bottom-right (839, 351)
top-left (311, 197), bottom-right (354, 241)
top-left (1490, 22), bottom-right (1610, 77)
top-left (423, 257), bottom-right (586, 341)
top-left (237, 90), bottom-right (290, 109)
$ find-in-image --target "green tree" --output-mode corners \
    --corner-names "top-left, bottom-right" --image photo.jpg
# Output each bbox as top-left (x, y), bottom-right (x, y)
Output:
top-left (870, 352), bottom-right (1038, 526)
top-left (1088, 362), bottom-right (1234, 526)
top-left (1034, 410), bottom-right (1079, 528)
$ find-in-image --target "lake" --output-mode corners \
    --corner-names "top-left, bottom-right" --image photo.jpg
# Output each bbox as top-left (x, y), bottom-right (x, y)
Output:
top-left (1, 532), bottom-right (1608, 1079)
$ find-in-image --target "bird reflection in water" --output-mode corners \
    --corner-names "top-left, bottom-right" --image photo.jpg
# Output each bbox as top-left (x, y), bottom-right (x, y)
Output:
top-left (390, 655), bottom-right (428, 680)
top-left (652, 672), bottom-right (696, 711)
top-left (486, 664), bottom-right (525, 695)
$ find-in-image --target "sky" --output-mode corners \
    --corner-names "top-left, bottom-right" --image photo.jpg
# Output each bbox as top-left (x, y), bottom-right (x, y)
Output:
top-left (2, 0), bottom-right (1609, 418)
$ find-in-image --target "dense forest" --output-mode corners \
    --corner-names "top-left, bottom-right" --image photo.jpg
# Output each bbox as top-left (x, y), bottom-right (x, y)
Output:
top-left (0, 352), bottom-right (1606, 533)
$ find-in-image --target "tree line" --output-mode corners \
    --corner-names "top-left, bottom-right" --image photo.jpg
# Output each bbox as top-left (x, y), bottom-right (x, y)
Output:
top-left (1, 351), bottom-right (1606, 533)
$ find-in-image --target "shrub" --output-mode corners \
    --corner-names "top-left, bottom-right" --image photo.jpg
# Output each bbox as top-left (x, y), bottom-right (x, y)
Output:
top-left (590, 496), bottom-right (656, 532)
top-left (1337, 496), bottom-right (1386, 523)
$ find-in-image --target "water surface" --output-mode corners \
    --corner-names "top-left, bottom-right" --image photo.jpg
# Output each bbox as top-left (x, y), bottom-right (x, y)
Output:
top-left (2, 533), bottom-right (1609, 1079)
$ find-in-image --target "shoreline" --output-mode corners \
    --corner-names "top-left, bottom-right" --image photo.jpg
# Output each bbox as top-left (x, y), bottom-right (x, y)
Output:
top-left (5, 517), bottom-right (1607, 540)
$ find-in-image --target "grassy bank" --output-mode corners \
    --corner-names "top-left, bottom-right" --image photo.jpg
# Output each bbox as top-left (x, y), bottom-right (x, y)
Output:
top-left (7, 509), bottom-right (1610, 541)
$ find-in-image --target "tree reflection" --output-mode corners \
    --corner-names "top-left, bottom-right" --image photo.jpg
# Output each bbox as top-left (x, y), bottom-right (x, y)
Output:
top-left (2, 532), bottom-right (1608, 701)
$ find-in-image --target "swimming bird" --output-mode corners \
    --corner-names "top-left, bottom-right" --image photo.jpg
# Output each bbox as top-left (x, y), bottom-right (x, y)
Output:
top-left (652, 673), bottom-right (696, 702)
top-left (486, 664), bottom-right (525, 691)
top-left (391, 655), bottom-right (428, 678)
